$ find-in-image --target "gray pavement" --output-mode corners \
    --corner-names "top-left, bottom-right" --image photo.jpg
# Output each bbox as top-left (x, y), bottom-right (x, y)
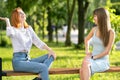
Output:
top-left (54, 29), bottom-right (78, 44)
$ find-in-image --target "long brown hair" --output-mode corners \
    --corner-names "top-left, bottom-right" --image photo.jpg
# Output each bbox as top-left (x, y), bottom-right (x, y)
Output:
top-left (11, 7), bottom-right (29, 28)
top-left (93, 8), bottom-right (111, 47)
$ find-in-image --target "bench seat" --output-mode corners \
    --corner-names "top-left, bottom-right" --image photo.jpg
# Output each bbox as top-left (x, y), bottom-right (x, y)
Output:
top-left (2, 66), bottom-right (120, 76)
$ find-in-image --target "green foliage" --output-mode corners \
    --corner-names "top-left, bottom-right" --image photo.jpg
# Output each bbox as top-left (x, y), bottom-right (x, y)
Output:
top-left (111, 0), bottom-right (120, 2)
top-left (1, 0), bottom-right (120, 46)
top-left (0, 36), bottom-right (11, 47)
top-left (7, 0), bottom-right (38, 13)
top-left (108, 8), bottom-right (120, 43)
top-left (0, 0), bottom-right (9, 30)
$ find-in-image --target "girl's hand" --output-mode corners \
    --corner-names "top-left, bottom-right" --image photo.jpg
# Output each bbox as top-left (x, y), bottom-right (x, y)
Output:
top-left (48, 50), bottom-right (56, 60)
top-left (86, 51), bottom-right (91, 56)
top-left (43, 45), bottom-right (56, 60)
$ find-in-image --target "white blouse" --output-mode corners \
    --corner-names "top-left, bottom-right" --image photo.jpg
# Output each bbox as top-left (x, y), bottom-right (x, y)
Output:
top-left (6, 19), bottom-right (46, 53)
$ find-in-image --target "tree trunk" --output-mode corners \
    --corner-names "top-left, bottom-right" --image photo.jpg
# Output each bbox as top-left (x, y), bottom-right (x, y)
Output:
top-left (42, 10), bottom-right (45, 39)
top-left (55, 24), bottom-right (58, 44)
top-left (36, 20), bottom-right (41, 37)
top-left (47, 7), bottom-right (53, 42)
top-left (65, 0), bottom-right (76, 46)
top-left (77, 0), bottom-right (89, 46)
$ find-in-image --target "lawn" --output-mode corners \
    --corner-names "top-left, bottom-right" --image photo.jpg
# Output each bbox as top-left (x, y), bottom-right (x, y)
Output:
top-left (1, 42), bottom-right (120, 80)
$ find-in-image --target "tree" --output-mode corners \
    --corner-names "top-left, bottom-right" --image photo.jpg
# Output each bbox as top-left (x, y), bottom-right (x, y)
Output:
top-left (47, 6), bottom-right (53, 42)
top-left (50, 1), bottom-right (67, 44)
top-left (7, 0), bottom-right (38, 13)
top-left (43, 0), bottom-right (58, 42)
top-left (111, 0), bottom-right (120, 15)
top-left (0, 0), bottom-right (8, 45)
top-left (77, 0), bottom-right (90, 48)
top-left (42, 0), bottom-right (67, 42)
top-left (65, 0), bottom-right (76, 46)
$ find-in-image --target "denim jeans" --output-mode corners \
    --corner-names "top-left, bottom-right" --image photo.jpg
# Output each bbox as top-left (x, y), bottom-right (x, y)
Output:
top-left (12, 52), bottom-right (54, 80)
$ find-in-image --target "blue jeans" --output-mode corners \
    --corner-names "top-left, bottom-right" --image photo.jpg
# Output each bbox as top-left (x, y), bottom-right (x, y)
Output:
top-left (12, 52), bottom-right (54, 80)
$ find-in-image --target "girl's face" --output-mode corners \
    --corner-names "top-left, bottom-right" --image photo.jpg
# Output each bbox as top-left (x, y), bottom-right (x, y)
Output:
top-left (18, 9), bottom-right (26, 23)
top-left (93, 15), bottom-right (98, 25)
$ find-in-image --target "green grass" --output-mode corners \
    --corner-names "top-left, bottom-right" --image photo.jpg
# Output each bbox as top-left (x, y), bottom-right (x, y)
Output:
top-left (1, 42), bottom-right (120, 80)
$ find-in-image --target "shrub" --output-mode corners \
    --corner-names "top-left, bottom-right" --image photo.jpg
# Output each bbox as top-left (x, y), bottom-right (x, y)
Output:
top-left (0, 36), bottom-right (11, 47)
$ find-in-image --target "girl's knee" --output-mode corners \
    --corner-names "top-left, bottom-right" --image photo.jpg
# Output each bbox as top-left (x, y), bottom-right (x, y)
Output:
top-left (50, 55), bottom-right (54, 60)
top-left (82, 61), bottom-right (90, 68)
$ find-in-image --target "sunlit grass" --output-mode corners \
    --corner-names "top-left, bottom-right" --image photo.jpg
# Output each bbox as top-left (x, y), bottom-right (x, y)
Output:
top-left (1, 42), bottom-right (120, 80)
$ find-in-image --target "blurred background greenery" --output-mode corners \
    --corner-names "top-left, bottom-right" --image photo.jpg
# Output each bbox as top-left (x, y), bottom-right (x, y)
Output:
top-left (0, 0), bottom-right (120, 47)
top-left (0, 0), bottom-right (120, 80)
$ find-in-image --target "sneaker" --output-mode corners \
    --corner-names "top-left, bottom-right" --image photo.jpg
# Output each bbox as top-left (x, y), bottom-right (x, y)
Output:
top-left (32, 77), bottom-right (42, 80)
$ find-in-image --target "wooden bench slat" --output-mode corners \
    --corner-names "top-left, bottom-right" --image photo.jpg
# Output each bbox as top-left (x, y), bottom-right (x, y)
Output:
top-left (49, 68), bottom-right (80, 74)
top-left (3, 71), bottom-right (37, 76)
top-left (105, 67), bottom-right (120, 72)
top-left (2, 67), bottom-right (120, 76)
top-left (3, 68), bottom-right (80, 76)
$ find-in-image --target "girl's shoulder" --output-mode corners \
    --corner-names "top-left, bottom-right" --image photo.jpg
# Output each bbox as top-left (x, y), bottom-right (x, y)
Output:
top-left (27, 26), bottom-right (34, 33)
top-left (109, 29), bottom-right (115, 34)
top-left (27, 26), bottom-right (32, 30)
top-left (91, 26), bottom-right (97, 32)
top-left (109, 29), bottom-right (115, 36)
top-left (9, 26), bottom-right (17, 30)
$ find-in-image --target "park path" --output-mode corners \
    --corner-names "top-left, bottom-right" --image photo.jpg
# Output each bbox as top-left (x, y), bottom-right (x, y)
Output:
top-left (53, 29), bottom-right (78, 44)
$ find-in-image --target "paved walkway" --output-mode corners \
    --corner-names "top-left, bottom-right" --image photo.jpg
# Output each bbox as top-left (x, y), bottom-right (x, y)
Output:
top-left (54, 29), bottom-right (78, 44)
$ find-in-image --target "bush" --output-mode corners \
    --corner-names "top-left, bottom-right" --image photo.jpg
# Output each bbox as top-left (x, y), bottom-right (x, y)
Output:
top-left (0, 36), bottom-right (11, 47)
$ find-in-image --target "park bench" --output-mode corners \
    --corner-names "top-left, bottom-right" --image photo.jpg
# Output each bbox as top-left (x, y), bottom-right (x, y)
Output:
top-left (2, 66), bottom-right (120, 76)
top-left (1, 58), bottom-right (120, 79)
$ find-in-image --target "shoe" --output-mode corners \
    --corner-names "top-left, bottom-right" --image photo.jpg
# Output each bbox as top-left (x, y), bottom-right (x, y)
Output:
top-left (32, 77), bottom-right (42, 80)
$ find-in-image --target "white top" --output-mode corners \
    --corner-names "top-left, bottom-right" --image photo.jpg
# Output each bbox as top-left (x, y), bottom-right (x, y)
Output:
top-left (6, 19), bottom-right (46, 53)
